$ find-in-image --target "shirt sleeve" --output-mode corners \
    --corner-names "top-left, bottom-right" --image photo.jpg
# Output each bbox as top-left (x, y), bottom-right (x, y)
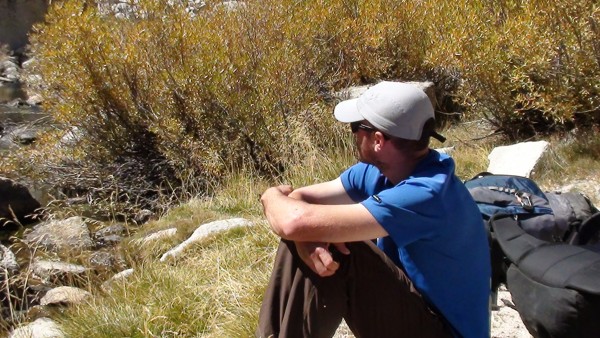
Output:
top-left (361, 177), bottom-right (446, 247)
top-left (340, 162), bottom-right (381, 202)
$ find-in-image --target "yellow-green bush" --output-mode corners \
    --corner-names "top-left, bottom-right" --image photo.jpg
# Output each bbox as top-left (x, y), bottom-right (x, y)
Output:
top-left (425, 0), bottom-right (600, 138)
top-left (27, 0), bottom-right (433, 214)
top-left (27, 0), bottom-right (600, 216)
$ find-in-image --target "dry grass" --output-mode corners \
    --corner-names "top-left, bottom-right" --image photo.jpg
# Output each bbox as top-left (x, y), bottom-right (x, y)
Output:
top-left (57, 218), bottom-right (276, 338)
top-left (36, 121), bottom-right (599, 337)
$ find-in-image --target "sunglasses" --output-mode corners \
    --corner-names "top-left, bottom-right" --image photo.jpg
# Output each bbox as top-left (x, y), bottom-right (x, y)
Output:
top-left (350, 121), bottom-right (378, 133)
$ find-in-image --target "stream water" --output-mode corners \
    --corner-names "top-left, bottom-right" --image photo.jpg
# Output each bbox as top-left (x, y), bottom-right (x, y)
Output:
top-left (1, 83), bottom-right (52, 204)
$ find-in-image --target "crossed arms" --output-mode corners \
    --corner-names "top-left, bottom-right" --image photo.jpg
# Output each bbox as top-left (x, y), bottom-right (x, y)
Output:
top-left (260, 178), bottom-right (388, 276)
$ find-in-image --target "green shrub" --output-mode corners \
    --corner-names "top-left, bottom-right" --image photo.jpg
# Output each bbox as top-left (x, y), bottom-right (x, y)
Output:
top-left (26, 0), bottom-right (600, 218)
top-left (425, 0), bottom-right (600, 138)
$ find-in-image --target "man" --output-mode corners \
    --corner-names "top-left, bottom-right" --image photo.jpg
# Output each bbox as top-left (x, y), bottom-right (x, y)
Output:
top-left (257, 81), bottom-right (491, 338)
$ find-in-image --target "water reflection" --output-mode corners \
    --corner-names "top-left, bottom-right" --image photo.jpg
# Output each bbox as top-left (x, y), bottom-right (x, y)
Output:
top-left (0, 104), bottom-right (45, 122)
top-left (0, 81), bottom-right (27, 103)
top-left (0, 102), bottom-right (48, 151)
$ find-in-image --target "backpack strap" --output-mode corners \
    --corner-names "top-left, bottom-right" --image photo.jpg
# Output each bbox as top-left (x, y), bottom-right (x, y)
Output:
top-left (491, 214), bottom-right (600, 295)
top-left (572, 212), bottom-right (600, 246)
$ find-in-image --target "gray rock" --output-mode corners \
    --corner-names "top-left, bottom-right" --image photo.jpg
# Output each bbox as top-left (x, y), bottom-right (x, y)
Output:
top-left (88, 250), bottom-right (123, 269)
top-left (94, 223), bottom-right (127, 247)
top-left (138, 227), bottom-right (177, 244)
top-left (334, 84), bottom-right (370, 100)
top-left (9, 317), bottom-right (64, 338)
top-left (95, 223), bottom-right (127, 236)
top-left (435, 146), bottom-right (455, 155)
top-left (25, 216), bottom-right (94, 252)
top-left (0, 244), bottom-right (19, 272)
top-left (59, 126), bottom-right (83, 146)
top-left (111, 268), bottom-right (134, 280)
top-left (31, 260), bottom-right (87, 281)
top-left (101, 268), bottom-right (134, 292)
top-left (40, 286), bottom-right (90, 306)
top-left (0, 176), bottom-right (41, 228)
top-left (134, 209), bottom-right (154, 224)
top-left (26, 93), bottom-right (43, 106)
top-left (0, 134), bottom-right (18, 149)
top-left (160, 218), bottom-right (252, 261)
top-left (487, 141), bottom-right (549, 178)
top-left (96, 234), bottom-right (122, 247)
top-left (221, 0), bottom-right (245, 11)
top-left (21, 57), bottom-right (36, 70)
top-left (1, 59), bottom-right (20, 82)
top-left (11, 126), bottom-right (39, 145)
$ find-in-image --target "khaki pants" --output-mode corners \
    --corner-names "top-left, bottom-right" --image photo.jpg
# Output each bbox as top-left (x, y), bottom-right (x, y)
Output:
top-left (257, 240), bottom-right (454, 338)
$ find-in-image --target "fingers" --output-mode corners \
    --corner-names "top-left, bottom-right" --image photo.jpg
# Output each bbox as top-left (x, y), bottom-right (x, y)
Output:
top-left (310, 246), bottom-right (339, 277)
top-left (295, 242), bottom-right (343, 277)
top-left (276, 185), bottom-right (293, 196)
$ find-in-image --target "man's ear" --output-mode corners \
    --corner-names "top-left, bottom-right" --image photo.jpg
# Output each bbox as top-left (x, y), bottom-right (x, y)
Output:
top-left (373, 131), bottom-right (388, 151)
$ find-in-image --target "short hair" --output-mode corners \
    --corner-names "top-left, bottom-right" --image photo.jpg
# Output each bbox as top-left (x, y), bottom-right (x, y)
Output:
top-left (389, 118), bottom-right (436, 152)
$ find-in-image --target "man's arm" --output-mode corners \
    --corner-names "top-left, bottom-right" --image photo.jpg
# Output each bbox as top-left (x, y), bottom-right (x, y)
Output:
top-left (287, 178), bottom-right (355, 205)
top-left (261, 180), bottom-right (387, 243)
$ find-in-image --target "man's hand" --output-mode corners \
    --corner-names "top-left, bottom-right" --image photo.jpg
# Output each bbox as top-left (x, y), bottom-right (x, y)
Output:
top-left (295, 241), bottom-right (350, 277)
top-left (263, 185), bottom-right (293, 199)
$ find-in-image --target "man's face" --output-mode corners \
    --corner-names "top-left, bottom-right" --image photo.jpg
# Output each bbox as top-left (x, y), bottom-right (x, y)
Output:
top-left (351, 121), bottom-right (377, 164)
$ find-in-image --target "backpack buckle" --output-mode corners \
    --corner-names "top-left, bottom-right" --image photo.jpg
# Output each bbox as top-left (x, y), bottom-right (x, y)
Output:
top-left (516, 192), bottom-right (533, 211)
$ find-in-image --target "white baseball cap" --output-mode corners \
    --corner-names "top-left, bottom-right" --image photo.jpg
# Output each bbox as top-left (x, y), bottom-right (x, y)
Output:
top-left (334, 81), bottom-right (445, 142)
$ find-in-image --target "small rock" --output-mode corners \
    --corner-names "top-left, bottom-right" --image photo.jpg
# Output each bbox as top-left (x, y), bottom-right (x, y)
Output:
top-left (134, 209), bottom-right (154, 225)
top-left (94, 223), bottom-right (128, 247)
top-left (40, 286), bottom-right (91, 306)
top-left (9, 317), bottom-right (64, 338)
top-left (96, 234), bottom-right (122, 247)
top-left (160, 218), bottom-right (252, 262)
top-left (435, 146), bottom-right (455, 155)
top-left (89, 250), bottom-right (122, 269)
top-left (138, 227), bottom-right (177, 244)
top-left (59, 126), bottom-right (83, 146)
top-left (1, 60), bottom-right (20, 82)
top-left (333, 81), bottom-right (437, 108)
top-left (111, 268), bottom-right (134, 280)
top-left (31, 260), bottom-right (87, 281)
top-left (0, 244), bottom-right (19, 272)
top-left (21, 57), bottom-right (36, 70)
top-left (101, 268), bottom-right (134, 292)
top-left (95, 223), bottom-right (127, 237)
top-left (25, 216), bottom-right (94, 252)
top-left (26, 94), bottom-right (43, 106)
top-left (15, 129), bottom-right (38, 145)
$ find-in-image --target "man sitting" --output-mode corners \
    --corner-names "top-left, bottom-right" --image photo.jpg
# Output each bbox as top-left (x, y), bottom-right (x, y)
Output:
top-left (258, 81), bottom-right (491, 338)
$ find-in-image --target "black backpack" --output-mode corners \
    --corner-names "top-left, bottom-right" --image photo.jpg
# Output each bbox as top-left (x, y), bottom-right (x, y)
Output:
top-left (492, 214), bottom-right (600, 338)
top-left (465, 173), bottom-right (600, 337)
top-left (464, 173), bottom-right (599, 307)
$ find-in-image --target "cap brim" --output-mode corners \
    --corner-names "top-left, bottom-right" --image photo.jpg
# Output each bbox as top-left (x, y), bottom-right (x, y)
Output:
top-left (334, 98), bottom-right (363, 123)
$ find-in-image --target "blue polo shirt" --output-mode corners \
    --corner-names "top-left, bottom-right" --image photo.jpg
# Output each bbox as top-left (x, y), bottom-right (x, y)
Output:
top-left (340, 150), bottom-right (491, 338)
